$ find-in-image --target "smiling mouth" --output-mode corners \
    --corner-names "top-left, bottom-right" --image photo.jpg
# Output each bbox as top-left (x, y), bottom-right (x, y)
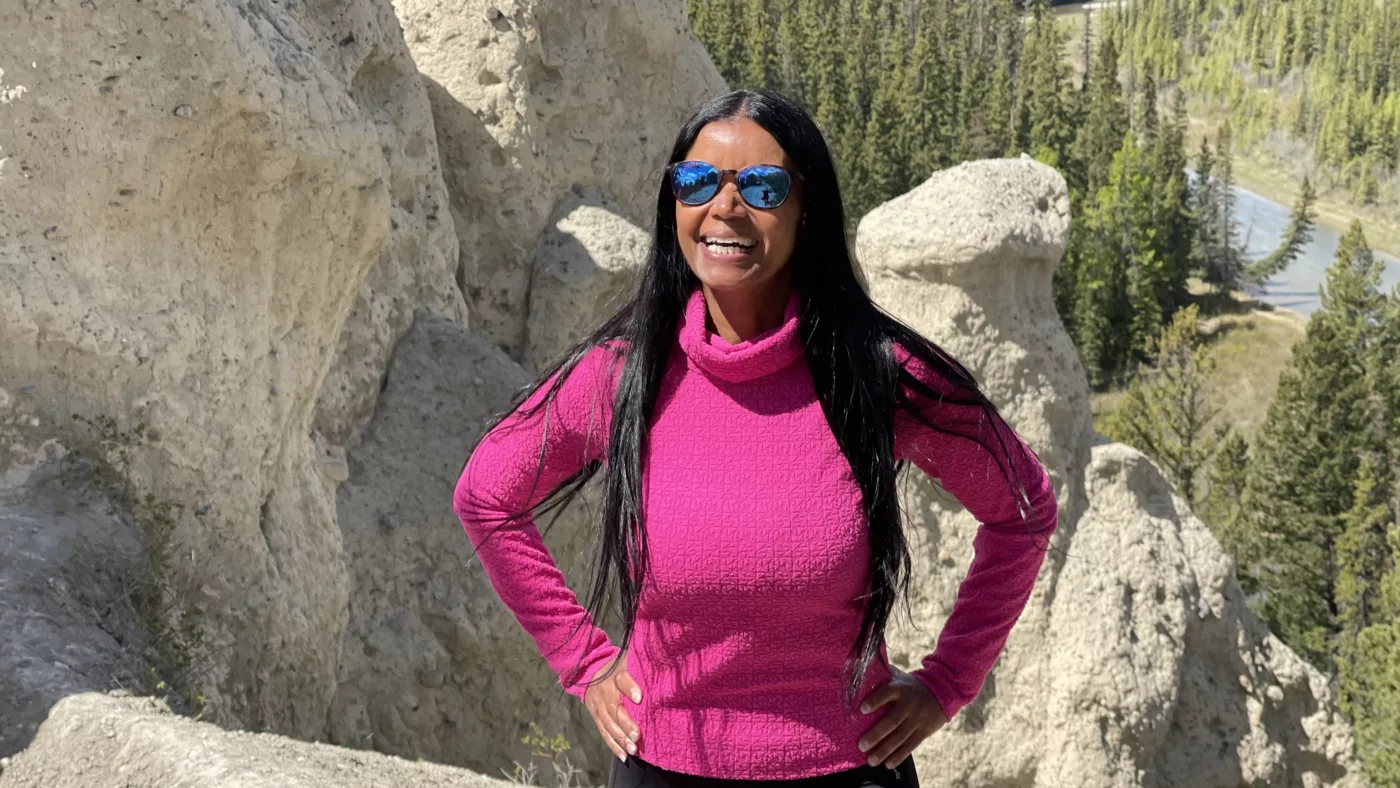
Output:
top-left (702, 236), bottom-right (757, 256)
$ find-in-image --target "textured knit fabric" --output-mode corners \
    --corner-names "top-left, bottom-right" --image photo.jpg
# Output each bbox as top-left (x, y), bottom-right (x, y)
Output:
top-left (453, 284), bottom-right (1058, 780)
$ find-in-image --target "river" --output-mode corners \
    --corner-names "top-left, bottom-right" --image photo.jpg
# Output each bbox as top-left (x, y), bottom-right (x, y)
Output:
top-left (1190, 173), bottom-right (1400, 316)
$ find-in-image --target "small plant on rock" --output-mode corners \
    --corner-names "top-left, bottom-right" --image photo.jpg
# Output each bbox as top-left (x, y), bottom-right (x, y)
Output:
top-left (65, 412), bottom-right (207, 720)
top-left (501, 722), bottom-right (591, 788)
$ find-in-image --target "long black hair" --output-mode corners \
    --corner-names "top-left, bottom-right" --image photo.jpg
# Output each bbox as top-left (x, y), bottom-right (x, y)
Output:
top-left (465, 88), bottom-right (1053, 708)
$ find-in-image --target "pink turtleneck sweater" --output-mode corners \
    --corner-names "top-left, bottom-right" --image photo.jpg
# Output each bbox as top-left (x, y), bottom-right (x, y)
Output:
top-left (453, 285), bottom-right (1058, 779)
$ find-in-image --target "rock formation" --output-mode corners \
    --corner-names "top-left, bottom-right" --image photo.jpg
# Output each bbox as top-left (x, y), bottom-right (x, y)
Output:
top-left (329, 308), bottom-right (618, 772)
top-left (0, 0), bottom-right (464, 745)
top-left (859, 156), bottom-right (1362, 788)
top-left (523, 189), bottom-right (650, 373)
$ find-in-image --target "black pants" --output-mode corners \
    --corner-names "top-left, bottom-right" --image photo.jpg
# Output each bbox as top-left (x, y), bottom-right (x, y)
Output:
top-left (608, 755), bottom-right (919, 788)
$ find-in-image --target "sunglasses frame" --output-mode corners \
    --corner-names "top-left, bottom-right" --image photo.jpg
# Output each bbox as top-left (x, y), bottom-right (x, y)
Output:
top-left (665, 160), bottom-right (804, 210)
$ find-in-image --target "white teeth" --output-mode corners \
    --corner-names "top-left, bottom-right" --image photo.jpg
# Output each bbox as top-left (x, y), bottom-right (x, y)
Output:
top-left (703, 236), bottom-right (756, 254)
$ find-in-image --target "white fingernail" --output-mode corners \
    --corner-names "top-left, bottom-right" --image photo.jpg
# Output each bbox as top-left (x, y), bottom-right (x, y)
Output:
top-left (627, 741), bottom-right (636, 754)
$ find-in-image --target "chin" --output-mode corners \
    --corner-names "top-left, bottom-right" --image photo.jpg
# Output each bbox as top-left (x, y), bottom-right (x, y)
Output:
top-left (687, 247), bottom-right (769, 291)
top-left (694, 267), bottom-right (770, 295)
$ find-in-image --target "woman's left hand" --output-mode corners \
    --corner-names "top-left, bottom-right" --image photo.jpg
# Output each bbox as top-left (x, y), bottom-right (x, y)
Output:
top-left (857, 665), bottom-right (948, 768)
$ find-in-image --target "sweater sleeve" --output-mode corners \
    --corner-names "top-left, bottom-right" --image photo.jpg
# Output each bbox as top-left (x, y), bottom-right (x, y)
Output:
top-left (891, 345), bottom-right (1058, 722)
top-left (453, 344), bottom-right (623, 703)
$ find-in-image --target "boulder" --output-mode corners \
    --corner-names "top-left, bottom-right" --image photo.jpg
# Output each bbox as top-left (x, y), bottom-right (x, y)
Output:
top-left (0, 692), bottom-right (507, 788)
top-left (396, 0), bottom-right (726, 357)
top-left (523, 189), bottom-right (648, 374)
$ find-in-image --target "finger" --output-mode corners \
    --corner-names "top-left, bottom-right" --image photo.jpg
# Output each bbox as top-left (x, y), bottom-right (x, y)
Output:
top-left (588, 702), bottom-right (630, 761)
top-left (596, 722), bottom-right (630, 761)
top-left (858, 701), bottom-right (910, 756)
top-left (600, 701), bottom-right (636, 756)
top-left (860, 685), bottom-right (895, 714)
top-left (608, 705), bottom-right (639, 753)
top-left (617, 670), bottom-right (643, 704)
top-left (882, 738), bottom-right (922, 771)
top-left (870, 722), bottom-right (917, 768)
top-left (614, 702), bottom-right (642, 743)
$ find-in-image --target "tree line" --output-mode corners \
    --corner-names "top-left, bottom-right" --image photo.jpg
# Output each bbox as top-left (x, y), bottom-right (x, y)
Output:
top-left (688, 0), bottom-right (1311, 388)
top-left (1124, 0), bottom-right (1400, 207)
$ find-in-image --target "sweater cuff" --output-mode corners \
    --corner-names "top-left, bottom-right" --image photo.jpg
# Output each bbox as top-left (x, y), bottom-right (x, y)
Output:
top-left (908, 665), bottom-right (965, 723)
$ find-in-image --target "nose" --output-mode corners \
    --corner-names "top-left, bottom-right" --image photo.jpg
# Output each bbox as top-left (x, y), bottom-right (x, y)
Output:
top-left (709, 176), bottom-right (749, 219)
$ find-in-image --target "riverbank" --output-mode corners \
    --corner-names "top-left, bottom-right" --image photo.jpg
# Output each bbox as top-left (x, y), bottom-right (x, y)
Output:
top-left (1186, 117), bottom-right (1400, 261)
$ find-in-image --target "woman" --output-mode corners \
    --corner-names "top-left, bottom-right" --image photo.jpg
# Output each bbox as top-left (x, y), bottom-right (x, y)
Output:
top-left (453, 88), bottom-right (1058, 788)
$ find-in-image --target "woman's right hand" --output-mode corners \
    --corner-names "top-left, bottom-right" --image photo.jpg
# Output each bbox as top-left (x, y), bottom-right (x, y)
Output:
top-left (584, 648), bottom-right (643, 761)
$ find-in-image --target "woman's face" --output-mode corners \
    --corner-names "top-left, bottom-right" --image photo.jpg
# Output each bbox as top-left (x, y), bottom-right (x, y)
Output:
top-left (674, 118), bottom-right (803, 296)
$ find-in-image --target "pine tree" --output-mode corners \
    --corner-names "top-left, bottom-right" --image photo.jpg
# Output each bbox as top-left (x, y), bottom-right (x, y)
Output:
top-left (1293, 87), bottom-right (1312, 138)
top-left (1273, 3), bottom-right (1294, 75)
top-left (796, 0), bottom-right (831, 113)
top-left (1137, 74), bottom-right (1159, 143)
top-left (1080, 5), bottom-right (1093, 90)
top-left (953, 6), bottom-right (995, 162)
top-left (836, 0), bottom-right (877, 217)
top-left (1239, 221), bottom-right (1389, 670)
top-left (1246, 176), bottom-right (1317, 286)
top-left (775, 0), bottom-right (805, 104)
top-left (1149, 89), bottom-right (1193, 315)
top-left (1337, 457), bottom-right (1394, 652)
top-left (987, 57), bottom-right (1016, 157)
top-left (1348, 541), bottom-right (1400, 784)
top-left (901, 7), bottom-right (948, 187)
top-left (1204, 431), bottom-right (1254, 574)
top-left (1201, 121), bottom-right (1246, 291)
top-left (1104, 304), bottom-right (1224, 504)
top-left (1075, 26), bottom-right (1129, 197)
top-left (702, 0), bottom-right (744, 86)
top-left (861, 34), bottom-right (910, 211)
top-left (1016, 0), bottom-right (1076, 166)
top-left (1189, 137), bottom-right (1217, 278)
top-left (740, 0), bottom-right (781, 89)
top-left (1344, 391), bottom-right (1400, 786)
top-left (811, 1), bottom-right (851, 144)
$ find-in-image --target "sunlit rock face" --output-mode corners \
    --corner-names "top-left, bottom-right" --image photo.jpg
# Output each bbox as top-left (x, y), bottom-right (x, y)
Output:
top-left (396, 0), bottom-right (726, 359)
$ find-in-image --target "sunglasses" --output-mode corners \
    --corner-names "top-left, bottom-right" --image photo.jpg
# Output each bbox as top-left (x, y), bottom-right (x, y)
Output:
top-left (666, 160), bottom-right (802, 209)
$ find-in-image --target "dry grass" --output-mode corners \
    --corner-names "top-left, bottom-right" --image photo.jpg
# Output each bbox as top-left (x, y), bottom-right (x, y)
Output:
top-left (1091, 281), bottom-right (1307, 440)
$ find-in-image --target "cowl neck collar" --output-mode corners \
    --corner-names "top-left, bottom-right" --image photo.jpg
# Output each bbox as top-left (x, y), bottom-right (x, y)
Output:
top-left (677, 285), bottom-right (804, 383)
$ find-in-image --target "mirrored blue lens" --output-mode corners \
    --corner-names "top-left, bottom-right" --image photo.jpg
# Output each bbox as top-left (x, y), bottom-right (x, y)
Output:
top-left (671, 161), bottom-right (720, 205)
top-left (737, 165), bottom-right (792, 208)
